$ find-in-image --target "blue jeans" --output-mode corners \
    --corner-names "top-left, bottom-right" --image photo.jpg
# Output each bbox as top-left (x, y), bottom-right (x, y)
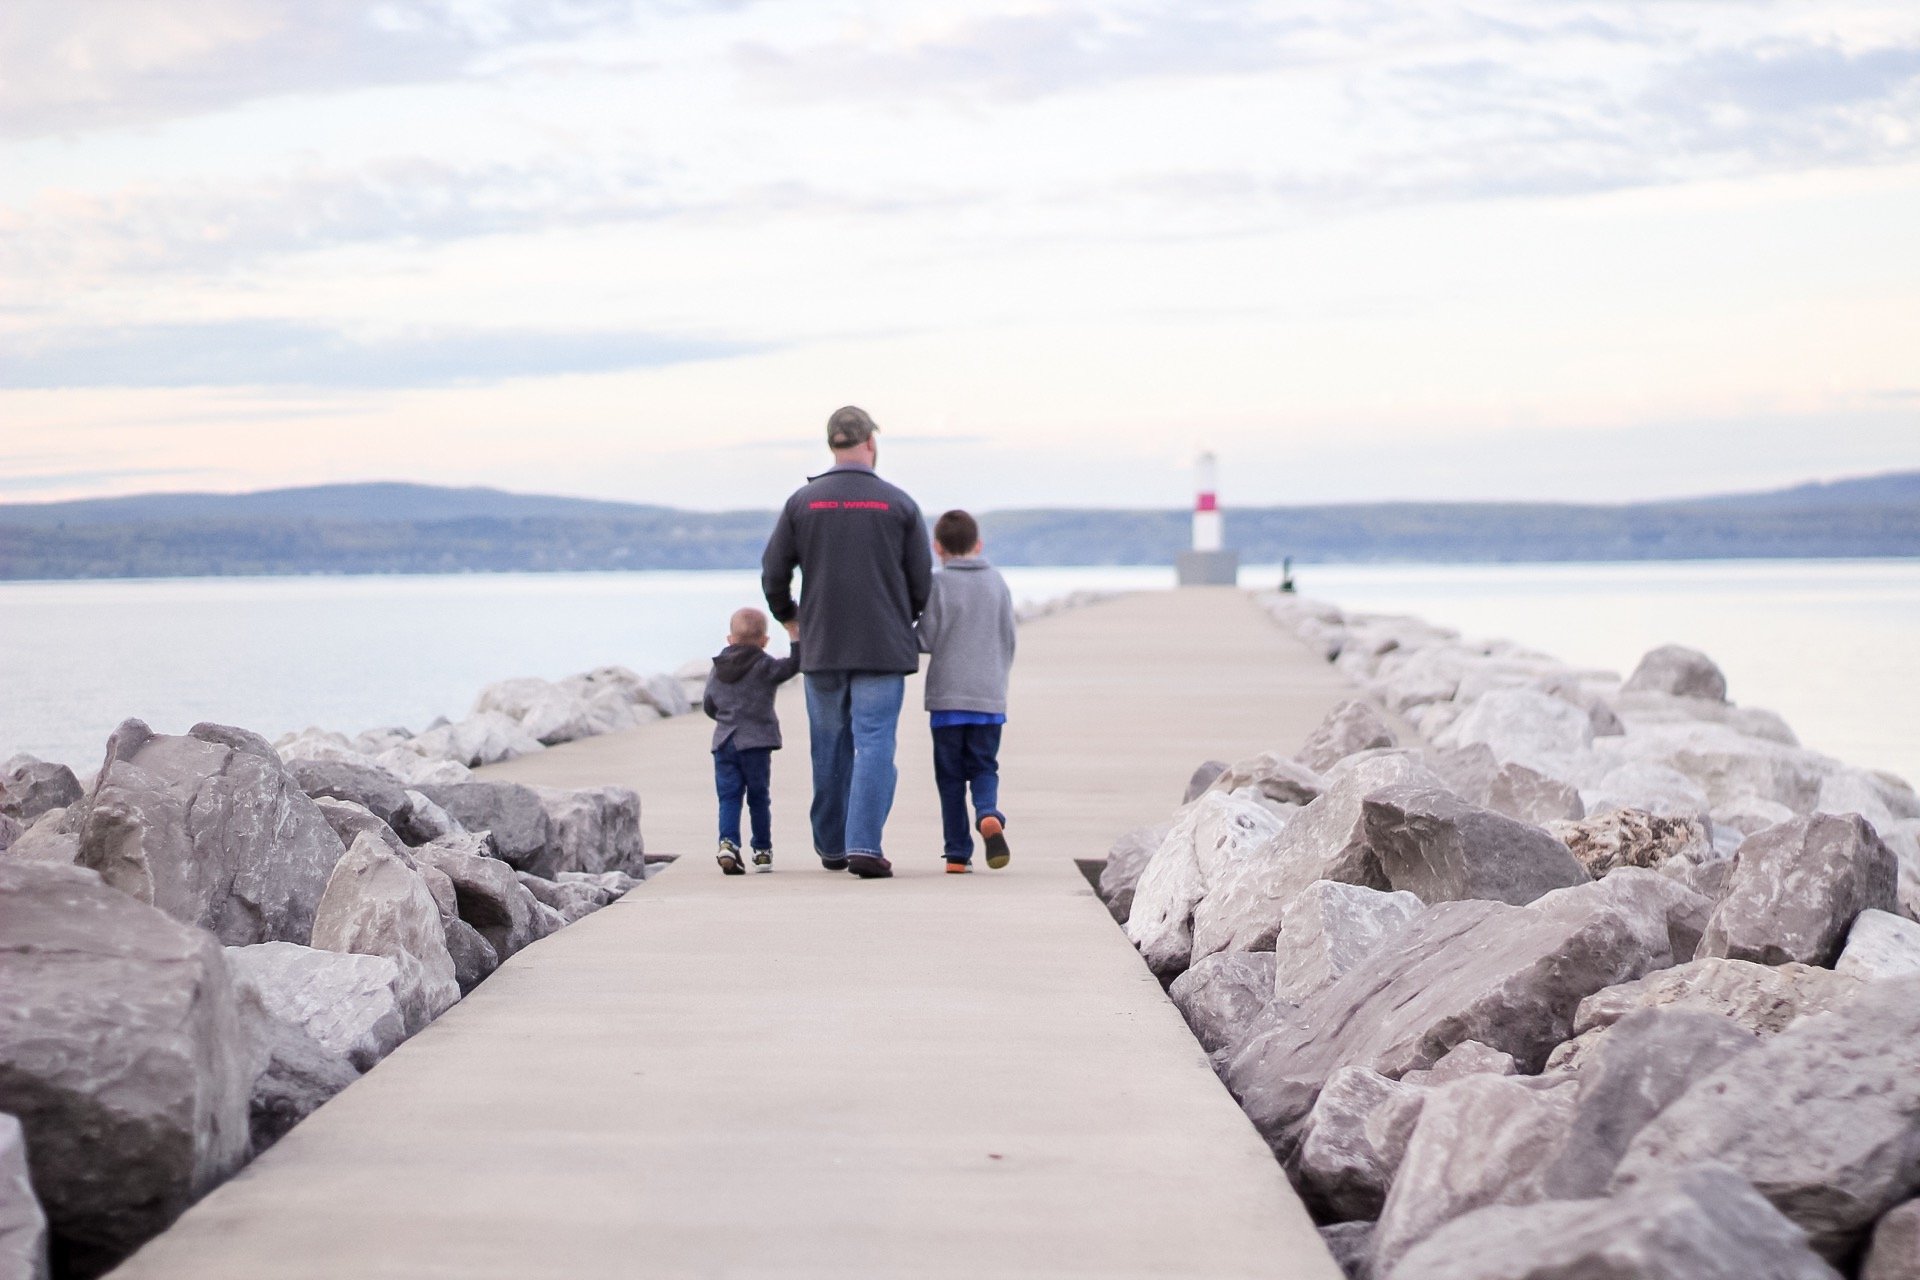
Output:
top-left (932, 723), bottom-right (1004, 861)
top-left (713, 740), bottom-right (773, 851)
top-left (804, 672), bottom-right (906, 859)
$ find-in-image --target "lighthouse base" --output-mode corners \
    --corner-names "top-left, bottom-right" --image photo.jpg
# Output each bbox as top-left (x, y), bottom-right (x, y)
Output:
top-left (1176, 550), bottom-right (1240, 587)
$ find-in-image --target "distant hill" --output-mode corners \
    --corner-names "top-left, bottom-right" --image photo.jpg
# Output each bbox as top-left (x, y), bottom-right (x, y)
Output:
top-left (1, 471), bottom-right (1916, 579)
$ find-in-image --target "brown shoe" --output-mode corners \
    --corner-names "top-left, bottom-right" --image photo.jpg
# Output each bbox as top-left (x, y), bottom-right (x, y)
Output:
top-left (846, 853), bottom-right (893, 879)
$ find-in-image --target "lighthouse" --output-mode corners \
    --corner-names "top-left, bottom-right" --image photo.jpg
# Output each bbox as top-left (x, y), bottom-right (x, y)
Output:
top-left (1176, 450), bottom-right (1240, 586)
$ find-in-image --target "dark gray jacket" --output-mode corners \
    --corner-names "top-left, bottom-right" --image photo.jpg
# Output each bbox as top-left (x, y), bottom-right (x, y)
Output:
top-left (702, 642), bottom-right (801, 751)
top-left (761, 464), bottom-right (933, 675)
top-left (916, 558), bottom-right (1017, 713)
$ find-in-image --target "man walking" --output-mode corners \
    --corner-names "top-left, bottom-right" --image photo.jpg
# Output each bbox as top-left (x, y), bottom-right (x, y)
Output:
top-left (762, 406), bottom-right (933, 879)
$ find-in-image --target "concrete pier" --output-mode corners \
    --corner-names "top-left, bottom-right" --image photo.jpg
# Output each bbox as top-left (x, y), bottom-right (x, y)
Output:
top-left (113, 589), bottom-right (1357, 1279)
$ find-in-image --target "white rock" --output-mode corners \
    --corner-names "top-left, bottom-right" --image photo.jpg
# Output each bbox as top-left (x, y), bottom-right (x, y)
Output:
top-left (1273, 880), bottom-right (1425, 1004)
top-left (1836, 909), bottom-right (1920, 982)
top-left (1713, 794), bottom-right (1798, 837)
top-left (224, 941), bottom-right (408, 1070)
top-left (310, 834), bottom-right (460, 1035)
top-left (1126, 792), bottom-right (1286, 976)
top-left (1434, 687), bottom-right (1595, 775)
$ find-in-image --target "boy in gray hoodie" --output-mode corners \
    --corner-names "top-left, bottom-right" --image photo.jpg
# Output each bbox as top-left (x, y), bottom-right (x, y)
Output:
top-left (703, 607), bottom-right (801, 874)
top-left (914, 510), bottom-right (1017, 872)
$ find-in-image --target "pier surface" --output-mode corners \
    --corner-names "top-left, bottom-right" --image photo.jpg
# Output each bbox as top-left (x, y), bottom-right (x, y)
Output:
top-left (116, 589), bottom-right (1354, 1280)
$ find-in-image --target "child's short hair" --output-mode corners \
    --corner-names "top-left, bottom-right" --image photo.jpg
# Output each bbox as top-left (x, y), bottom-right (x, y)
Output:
top-left (729, 607), bottom-right (769, 641)
top-left (934, 510), bottom-right (980, 557)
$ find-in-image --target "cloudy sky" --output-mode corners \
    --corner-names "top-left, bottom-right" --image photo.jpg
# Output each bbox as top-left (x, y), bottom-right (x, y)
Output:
top-left (4, 0), bottom-right (1919, 513)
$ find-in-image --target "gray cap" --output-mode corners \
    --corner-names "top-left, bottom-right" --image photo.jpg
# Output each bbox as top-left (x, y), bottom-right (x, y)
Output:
top-left (827, 405), bottom-right (878, 449)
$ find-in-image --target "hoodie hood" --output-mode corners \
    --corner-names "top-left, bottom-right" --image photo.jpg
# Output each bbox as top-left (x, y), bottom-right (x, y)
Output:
top-left (711, 643), bottom-right (764, 683)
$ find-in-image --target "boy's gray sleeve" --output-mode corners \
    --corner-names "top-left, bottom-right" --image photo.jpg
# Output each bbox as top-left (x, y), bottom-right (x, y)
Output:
top-left (915, 579), bottom-right (943, 654)
top-left (1000, 579), bottom-right (1017, 658)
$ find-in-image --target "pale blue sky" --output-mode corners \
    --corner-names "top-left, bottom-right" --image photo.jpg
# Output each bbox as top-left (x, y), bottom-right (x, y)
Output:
top-left (3, 0), bottom-right (1918, 513)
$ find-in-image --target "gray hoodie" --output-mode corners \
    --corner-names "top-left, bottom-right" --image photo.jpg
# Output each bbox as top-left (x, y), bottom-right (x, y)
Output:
top-left (702, 642), bottom-right (801, 751)
top-left (914, 558), bottom-right (1016, 714)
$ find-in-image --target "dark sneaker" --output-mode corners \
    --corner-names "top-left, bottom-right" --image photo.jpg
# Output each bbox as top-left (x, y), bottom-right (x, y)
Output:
top-left (846, 853), bottom-right (894, 879)
top-left (979, 815), bottom-right (1010, 870)
top-left (752, 848), bottom-right (772, 873)
top-left (820, 856), bottom-right (850, 872)
top-left (945, 860), bottom-right (972, 874)
top-left (717, 840), bottom-right (745, 876)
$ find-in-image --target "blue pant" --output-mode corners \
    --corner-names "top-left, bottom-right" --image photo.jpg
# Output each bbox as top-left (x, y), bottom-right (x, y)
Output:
top-left (804, 672), bottom-right (906, 860)
top-left (932, 723), bottom-right (1004, 861)
top-left (713, 740), bottom-right (773, 851)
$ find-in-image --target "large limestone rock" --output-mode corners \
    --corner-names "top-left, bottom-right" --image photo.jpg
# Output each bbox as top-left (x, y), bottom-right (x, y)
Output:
top-left (1272, 880), bottom-right (1424, 1005)
top-left (1125, 792), bottom-right (1286, 975)
top-left (1423, 743), bottom-right (1497, 807)
top-left (1182, 761), bottom-right (1228, 804)
top-left (1360, 785), bottom-right (1589, 907)
top-left (1168, 952), bottom-right (1276, 1055)
top-left (1226, 882), bottom-right (1673, 1148)
top-left (0, 1114), bottom-right (47, 1280)
top-left (1293, 1066), bottom-right (1425, 1222)
top-left (1623, 643), bottom-right (1729, 702)
top-left (1398, 1039), bottom-right (1517, 1087)
top-left (412, 837), bottom-right (561, 963)
top-left (1612, 974), bottom-right (1920, 1260)
top-left (310, 796), bottom-right (406, 857)
top-left (1208, 752), bottom-right (1324, 806)
top-left (74, 720), bottom-right (348, 946)
top-left (1583, 759), bottom-right (1715, 824)
top-left (1534, 1008), bottom-right (1757, 1199)
top-left (1485, 762), bottom-right (1583, 826)
top-left (1371, 1075), bottom-right (1578, 1274)
top-left (1698, 812), bottom-right (1897, 966)
top-left (284, 758), bottom-right (413, 831)
top-left (527, 785), bottom-right (642, 878)
top-left (1548, 808), bottom-right (1710, 877)
top-left (0, 862), bottom-right (253, 1279)
top-left (1297, 700), bottom-right (1398, 774)
top-left (1537, 867), bottom-right (1712, 971)
top-left (224, 941), bottom-right (407, 1070)
top-left (1838, 909), bottom-right (1920, 981)
top-left (516, 872), bottom-right (611, 925)
top-left (1571, 956), bottom-right (1862, 1040)
top-left (234, 989), bottom-right (357, 1155)
top-left (310, 834), bottom-right (460, 1036)
top-left (1604, 721), bottom-right (1832, 812)
top-left (0, 756), bottom-right (81, 826)
top-left (1431, 687), bottom-right (1594, 772)
top-left (414, 780), bottom-right (552, 870)
top-left (1097, 820), bottom-right (1170, 924)
top-left (1390, 1164), bottom-right (1841, 1280)
top-left (1865, 1201), bottom-right (1920, 1280)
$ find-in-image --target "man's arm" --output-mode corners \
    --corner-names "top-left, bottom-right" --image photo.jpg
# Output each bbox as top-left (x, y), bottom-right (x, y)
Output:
top-left (761, 501), bottom-right (800, 624)
top-left (914, 581), bottom-right (942, 654)
top-left (902, 503), bottom-right (934, 620)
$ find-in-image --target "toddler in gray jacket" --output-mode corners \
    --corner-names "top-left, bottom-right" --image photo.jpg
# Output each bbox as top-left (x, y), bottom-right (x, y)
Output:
top-left (915, 510), bottom-right (1017, 872)
top-left (703, 607), bottom-right (801, 874)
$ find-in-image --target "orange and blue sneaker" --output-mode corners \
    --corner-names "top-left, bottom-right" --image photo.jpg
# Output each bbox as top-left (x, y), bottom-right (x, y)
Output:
top-left (946, 859), bottom-right (972, 874)
top-left (978, 815), bottom-right (1010, 870)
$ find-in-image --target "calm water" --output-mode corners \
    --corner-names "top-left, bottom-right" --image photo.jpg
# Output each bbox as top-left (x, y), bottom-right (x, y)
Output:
top-left (3, 561), bottom-right (1916, 787)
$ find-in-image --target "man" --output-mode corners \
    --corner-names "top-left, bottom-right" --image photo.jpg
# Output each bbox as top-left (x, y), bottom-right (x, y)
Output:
top-left (762, 405), bottom-right (933, 879)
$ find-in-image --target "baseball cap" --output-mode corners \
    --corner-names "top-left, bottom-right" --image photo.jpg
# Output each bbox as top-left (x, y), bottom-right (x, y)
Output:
top-left (827, 405), bottom-right (878, 449)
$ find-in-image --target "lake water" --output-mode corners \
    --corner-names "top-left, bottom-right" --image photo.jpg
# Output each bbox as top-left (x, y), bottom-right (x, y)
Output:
top-left (3, 560), bottom-right (1916, 787)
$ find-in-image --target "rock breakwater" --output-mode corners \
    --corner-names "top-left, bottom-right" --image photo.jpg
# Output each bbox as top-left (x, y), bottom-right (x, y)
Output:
top-left (1098, 592), bottom-right (1920, 1280)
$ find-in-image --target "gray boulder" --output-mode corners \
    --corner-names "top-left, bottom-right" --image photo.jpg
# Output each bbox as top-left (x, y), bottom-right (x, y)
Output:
top-left (1183, 760), bottom-right (1228, 803)
top-left (1297, 700), bottom-right (1398, 774)
top-left (516, 872), bottom-right (611, 925)
top-left (1624, 643), bottom-right (1729, 702)
top-left (1226, 884), bottom-right (1672, 1148)
top-left (1272, 880), bottom-right (1424, 1005)
top-left (310, 796), bottom-right (406, 857)
top-left (1422, 744), bottom-right (1497, 808)
top-left (1572, 956), bottom-right (1863, 1040)
top-left (1865, 1200), bottom-right (1920, 1280)
top-left (224, 941), bottom-right (407, 1070)
top-left (1534, 1008), bottom-right (1757, 1199)
top-left (1612, 974), bottom-right (1920, 1260)
top-left (0, 862), bottom-right (252, 1279)
top-left (1485, 762), bottom-right (1584, 826)
top-left (1548, 808), bottom-right (1710, 878)
top-left (0, 815), bottom-right (19, 856)
top-left (415, 781), bottom-right (551, 870)
top-left (1390, 1164), bottom-right (1840, 1280)
top-left (1360, 785), bottom-right (1589, 907)
top-left (284, 758), bottom-right (412, 831)
top-left (1208, 751), bottom-right (1324, 805)
top-left (1837, 909), bottom-right (1920, 982)
top-left (0, 809), bottom-right (79, 866)
top-left (74, 720), bottom-right (348, 946)
top-left (234, 988), bottom-right (357, 1155)
top-left (556, 869), bottom-right (642, 895)
top-left (1293, 1067), bottom-right (1425, 1222)
top-left (310, 834), bottom-right (460, 1036)
top-left (1097, 820), bottom-right (1170, 924)
top-left (1371, 1075), bottom-right (1578, 1274)
top-left (1318, 1220), bottom-right (1374, 1280)
top-left (528, 785), bottom-right (643, 878)
top-left (1698, 812), bottom-right (1897, 966)
top-left (1431, 687), bottom-right (1594, 773)
top-left (1399, 1040), bottom-right (1516, 1087)
top-left (412, 837), bottom-right (560, 962)
top-left (1537, 866), bottom-right (1712, 971)
top-left (0, 757), bottom-right (81, 827)
top-left (1235, 752), bottom-right (1441, 916)
top-left (396, 788), bottom-right (463, 844)
top-left (1168, 951), bottom-right (1277, 1055)
top-left (0, 1114), bottom-right (47, 1280)
top-left (1126, 792), bottom-right (1285, 975)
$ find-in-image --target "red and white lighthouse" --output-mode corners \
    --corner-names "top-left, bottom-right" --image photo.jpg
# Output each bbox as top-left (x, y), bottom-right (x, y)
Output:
top-left (1176, 449), bottom-right (1239, 586)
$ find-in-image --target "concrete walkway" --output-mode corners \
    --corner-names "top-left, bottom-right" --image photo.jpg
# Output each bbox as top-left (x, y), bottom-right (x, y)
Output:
top-left (115, 589), bottom-right (1357, 1279)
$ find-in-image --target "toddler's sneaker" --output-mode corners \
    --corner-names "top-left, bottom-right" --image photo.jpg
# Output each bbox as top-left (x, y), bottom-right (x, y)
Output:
top-left (716, 840), bottom-right (745, 876)
top-left (978, 815), bottom-right (1010, 870)
top-left (945, 859), bottom-right (972, 874)
top-left (752, 848), bottom-right (773, 873)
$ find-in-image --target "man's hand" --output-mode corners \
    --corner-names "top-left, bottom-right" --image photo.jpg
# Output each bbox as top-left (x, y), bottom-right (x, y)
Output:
top-left (784, 619), bottom-right (800, 641)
